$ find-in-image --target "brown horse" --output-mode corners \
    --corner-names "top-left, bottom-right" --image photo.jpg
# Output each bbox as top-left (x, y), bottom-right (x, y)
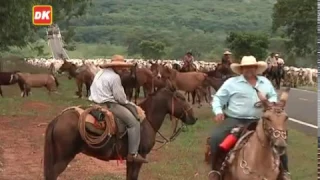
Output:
top-left (57, 60), bottom-right (98, 98)
top-left (209, 88), bottom-right (291, 180)
top-left (120, 63), bottom-right (138, 101)
top-left (134, 67), bottom-right (166, 103)
top-left (43, 82), bottom-right (197, 180)
top-left (16, 72), bottom-right (59, 97)
top-left (151, 64), bottom-right (207, 106)
top-left (0, 71), bottom-right (24, 97)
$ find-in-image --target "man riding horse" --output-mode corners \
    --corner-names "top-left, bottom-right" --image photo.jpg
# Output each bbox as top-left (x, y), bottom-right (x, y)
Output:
top-left (209, 56), bottom-right (290, 180)
top-left (182, 51), bottom-right (195, 72)
top-left (221, 51), bottom-right (232, 67)
top-left (216, 51), bottom-right (233, 78)
top-left (89, 55), bottom-right (148, 163)
top-left (264, 53), bottom-right (285, 89)
top-left (275, 53), bottom-right (285, 66)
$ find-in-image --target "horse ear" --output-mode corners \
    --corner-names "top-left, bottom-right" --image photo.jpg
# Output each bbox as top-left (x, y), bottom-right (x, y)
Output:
top-left (253, 87), bottom-right (270, 108)
top-left (278, 87), bottom-right (290, 107)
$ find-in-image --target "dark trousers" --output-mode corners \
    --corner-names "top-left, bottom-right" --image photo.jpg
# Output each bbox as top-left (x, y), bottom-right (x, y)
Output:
top-left (210, 116), bottom-right (289, 171)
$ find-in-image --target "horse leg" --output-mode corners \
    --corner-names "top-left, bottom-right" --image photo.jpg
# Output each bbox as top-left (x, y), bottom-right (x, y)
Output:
top-left (76, 80), bottom-right (83, 98)
top-left (185, 91), bottom-right (190, 102)
top-left (196, 89), bottom-right (202, 108)
top-left (127, 159), bottom-right (144, 180)
top-left (85, 82), bottom-right (91, 97)
top-left (191, 90), bottom-right (196, 105)
top-left (0, 86), bottom-right (3, 97)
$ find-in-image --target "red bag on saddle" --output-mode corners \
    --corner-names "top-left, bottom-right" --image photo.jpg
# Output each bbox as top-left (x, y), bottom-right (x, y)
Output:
top-left (219, 127), bottom-right (242, 151)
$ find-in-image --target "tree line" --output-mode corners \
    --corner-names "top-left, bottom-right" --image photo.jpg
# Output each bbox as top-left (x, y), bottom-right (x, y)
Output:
top-left (0, 0), bottom-right (316, 67)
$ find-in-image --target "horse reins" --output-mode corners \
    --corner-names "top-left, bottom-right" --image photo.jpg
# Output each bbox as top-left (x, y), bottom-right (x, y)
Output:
top-left (148, 90), bottom-right (192, 151)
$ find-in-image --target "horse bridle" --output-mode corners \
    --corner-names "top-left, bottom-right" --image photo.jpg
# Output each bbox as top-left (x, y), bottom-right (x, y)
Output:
top-left (152, 90), bottom-right (192, 150)
top-left (256, 107), bottom-right (288, 148)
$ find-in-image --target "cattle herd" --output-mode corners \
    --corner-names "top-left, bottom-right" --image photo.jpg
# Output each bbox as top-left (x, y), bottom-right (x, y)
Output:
top-left (25, 57), bottom-right (318, 88)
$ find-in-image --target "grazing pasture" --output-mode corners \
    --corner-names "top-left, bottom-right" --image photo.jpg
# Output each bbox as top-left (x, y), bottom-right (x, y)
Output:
top-left (0, 58), bottom-right (317, 180)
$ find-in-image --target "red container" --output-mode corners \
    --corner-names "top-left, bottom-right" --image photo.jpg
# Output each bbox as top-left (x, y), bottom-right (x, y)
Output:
top-left (219, 134), bottom-right (238, 151)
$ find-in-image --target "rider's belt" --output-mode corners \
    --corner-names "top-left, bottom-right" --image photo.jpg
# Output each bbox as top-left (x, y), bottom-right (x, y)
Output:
top-left (225, 115), bottom-right (259, 121)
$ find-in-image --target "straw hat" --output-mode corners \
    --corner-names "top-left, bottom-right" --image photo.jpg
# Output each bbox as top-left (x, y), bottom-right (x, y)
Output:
top-left (230, 56), bottom-right (267, 75)
top-left (224, 51), bottom-right (232, 55)
top-left (100, 55), bottom-right (133, 68)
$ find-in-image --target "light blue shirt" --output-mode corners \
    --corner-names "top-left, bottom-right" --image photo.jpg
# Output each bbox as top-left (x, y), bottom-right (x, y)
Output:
top-left (212, 75), bottom-right (278, 119)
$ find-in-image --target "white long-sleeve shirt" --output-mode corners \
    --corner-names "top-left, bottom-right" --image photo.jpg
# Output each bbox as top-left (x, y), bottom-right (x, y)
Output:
top-left (89, 68), bottom-right (130, 104)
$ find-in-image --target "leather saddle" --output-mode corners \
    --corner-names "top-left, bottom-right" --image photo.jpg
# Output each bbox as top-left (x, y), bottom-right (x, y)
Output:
top-left (69, 103), bottom-right (145, 137)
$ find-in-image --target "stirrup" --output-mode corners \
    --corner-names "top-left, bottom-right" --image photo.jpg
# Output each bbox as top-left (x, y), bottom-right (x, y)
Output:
top-left (208, 170), bottom-right (222, 180)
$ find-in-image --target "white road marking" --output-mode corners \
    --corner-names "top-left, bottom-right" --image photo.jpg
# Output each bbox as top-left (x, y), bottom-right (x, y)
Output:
top-left (291, 88), bottom-right (317, 94)
top-left (298, 98), bottom-right (309, 101)
top-left (288, 117), bottom-right (318, 129)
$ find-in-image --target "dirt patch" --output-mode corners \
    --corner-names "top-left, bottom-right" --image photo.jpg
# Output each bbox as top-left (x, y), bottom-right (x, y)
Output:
top-left (0, 115), bottom-right (126, 180)
top-left (21, 101), bottom-right (51, 112)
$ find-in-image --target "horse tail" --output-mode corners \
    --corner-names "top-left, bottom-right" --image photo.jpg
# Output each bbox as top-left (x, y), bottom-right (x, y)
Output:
top-left (43, 117), bottom-right (58, 179)
top-left (53, 76), bottom-right (59, 87)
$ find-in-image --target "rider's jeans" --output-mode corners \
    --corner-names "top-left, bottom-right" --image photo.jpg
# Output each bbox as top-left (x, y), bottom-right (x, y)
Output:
top-left (107, 103), bottom-right (141, 154)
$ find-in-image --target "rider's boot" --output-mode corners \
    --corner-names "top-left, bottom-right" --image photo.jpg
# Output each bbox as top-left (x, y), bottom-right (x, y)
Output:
top-left (208, 148), bottom-right (227, 180)
top-left (127, 153), bottom-right (148, 163)
top-left (126, 122), bottom-right (148, 163)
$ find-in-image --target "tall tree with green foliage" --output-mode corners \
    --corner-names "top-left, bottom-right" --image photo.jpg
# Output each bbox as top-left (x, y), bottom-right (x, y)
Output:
top-left (272, 0), bottom-right (317, 56)
top-left (0, 0), bottom-right (91, 52)
top-left (139, 40), bottom-right (166, 60)
top-left (225, 32), bottom-right (269, 60)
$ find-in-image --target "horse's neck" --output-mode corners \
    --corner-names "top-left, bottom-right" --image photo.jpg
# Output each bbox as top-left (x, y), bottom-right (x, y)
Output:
top-left (140, 96), bottom-right (167, 132)
top-left (244, 121), bottom-right (275, 167)
top-left (68, 65), bottom-right (78, 77)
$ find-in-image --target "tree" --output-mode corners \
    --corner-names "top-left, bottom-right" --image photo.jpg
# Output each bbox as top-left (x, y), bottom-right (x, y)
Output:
top-left (225, 31), bottom-right (269, 60)
top-left (0, 0), bottom-right (91, 52)
top-left (272, 0), bottom-right (317, 56)
top-left (139, 40), bottom-right (166, 60)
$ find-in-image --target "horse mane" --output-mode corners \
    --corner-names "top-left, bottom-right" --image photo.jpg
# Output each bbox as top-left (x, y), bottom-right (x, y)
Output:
top-left (138, 87), bottom-right (168, 107)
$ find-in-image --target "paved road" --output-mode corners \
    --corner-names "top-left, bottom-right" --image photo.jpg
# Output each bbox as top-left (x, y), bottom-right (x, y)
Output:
top-left (48, 35), bottom-right (69, 59)
top-left (284, 88), bottom-right (317, 136)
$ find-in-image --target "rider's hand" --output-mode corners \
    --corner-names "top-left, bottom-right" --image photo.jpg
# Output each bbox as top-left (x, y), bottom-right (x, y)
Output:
top-left (214, 114), bottom-right (225, 123)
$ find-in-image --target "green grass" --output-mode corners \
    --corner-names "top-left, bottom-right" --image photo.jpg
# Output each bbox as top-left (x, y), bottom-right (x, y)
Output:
top-left (297, 86), bottom-right (317, 92)
top-left (0, 76), bottom-right (315, 180)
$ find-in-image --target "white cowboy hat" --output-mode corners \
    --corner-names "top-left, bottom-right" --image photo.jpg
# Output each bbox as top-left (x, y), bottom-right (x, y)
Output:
top-left (275, 53), bottom-right (279, 57)
top-left (230, 56), bottom-right (267, 75)
top-left (224, 51), bottom-right (232, 55)
top-left (100, 55), bottom-right (133, 68)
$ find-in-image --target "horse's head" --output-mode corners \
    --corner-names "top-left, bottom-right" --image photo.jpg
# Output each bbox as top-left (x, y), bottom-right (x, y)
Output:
top-left (162, 80), bottom-right (197, 125)
top-left (255, 87), bottom-right (290, 156)
top-left (57, 60), bottom-right (74, 74)
top-left (150, 62), bottom-right (163, 79)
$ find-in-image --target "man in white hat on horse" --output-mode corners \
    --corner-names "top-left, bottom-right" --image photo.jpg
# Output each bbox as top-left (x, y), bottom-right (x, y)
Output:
top-left (221, 50), bottom-right (232, 66)
top-left (209, 56), bottom-right (290, 180)
top-left (89, 54), bottom-right (148, 163)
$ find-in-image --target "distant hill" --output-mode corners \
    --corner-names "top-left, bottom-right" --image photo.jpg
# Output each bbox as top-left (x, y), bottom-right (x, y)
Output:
top-left (11, 0), bottom-right (278, 59)
top-left (62, 0), bottom-right (277, 58)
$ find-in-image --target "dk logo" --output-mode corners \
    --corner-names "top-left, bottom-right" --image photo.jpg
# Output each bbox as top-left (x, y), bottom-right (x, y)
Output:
top-left (32, 5), bottom-right (53, 26)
